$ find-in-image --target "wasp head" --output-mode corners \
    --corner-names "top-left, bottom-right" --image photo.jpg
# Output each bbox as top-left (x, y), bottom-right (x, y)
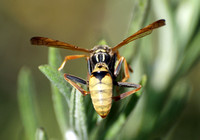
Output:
top-left (91, 45), bottom-right (113, 65)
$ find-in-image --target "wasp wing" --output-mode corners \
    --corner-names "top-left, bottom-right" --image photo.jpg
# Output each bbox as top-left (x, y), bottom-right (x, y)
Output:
top-left (30, 37), bottom-right (91, 53)
top-left (112, 19), bottom-right (166, 52)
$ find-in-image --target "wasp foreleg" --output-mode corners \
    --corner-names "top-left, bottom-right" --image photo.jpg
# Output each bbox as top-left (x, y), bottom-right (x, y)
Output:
top-left (58, 55), bottom-right (88, 71)
top-left (64, 74), bottom-right (89, 96)
top-left (112, 82), bottom-right (141, 101)
top-left (114, 56), bottom-right (130, 82)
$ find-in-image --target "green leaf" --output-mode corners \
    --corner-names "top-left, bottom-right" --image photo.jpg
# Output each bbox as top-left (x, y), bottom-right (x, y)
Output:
top-left (69, 88), bottom-right (88, 140)
top-left (124, 74), bottom-right (147, 116)
top-left (48, 47), bottom-right (62, 68)
top-left (104, 75), bottom-right (147, 140)
top-left (176, 30), bottom-right (200, 78)
top-left (51, 86), bottom-right (70, 136)
top-left (38, 64), bottom-right (71, 106)
top-left (17, 67), bottom-right (38, 140)
top-left (153, 80), bottom-right (190, 137)
top-left (48, 48), bottom-right (70, 137)
top-left (105, 114), bottom-right (126, 140)
top-left (35, 127), bottom-right (48, 140)
top-left (122, 0), bottom-right (151, 62)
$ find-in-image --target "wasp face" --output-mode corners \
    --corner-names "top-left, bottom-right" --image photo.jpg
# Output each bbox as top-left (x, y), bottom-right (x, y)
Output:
top-left (92, 52), bottom-right (111, 64)
top-left (91, 45), bottom-right (112, 65)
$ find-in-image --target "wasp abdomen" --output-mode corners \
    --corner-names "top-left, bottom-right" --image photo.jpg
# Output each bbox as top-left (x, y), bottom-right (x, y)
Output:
top-left (89, 70), bottom-right (113, 118)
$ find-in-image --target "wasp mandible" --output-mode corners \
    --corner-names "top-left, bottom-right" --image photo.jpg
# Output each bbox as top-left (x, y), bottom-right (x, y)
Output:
top-left (31, 19), bottom-right (165, 118)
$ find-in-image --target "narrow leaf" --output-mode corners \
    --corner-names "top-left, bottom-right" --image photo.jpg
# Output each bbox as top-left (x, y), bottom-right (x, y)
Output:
top-left (177, 30), bottom-right (200, 78)
top-left (70, 88), bottom-right (88, 140)
top-left (17, 67), bottom-right (38, 140)
top-left (124, 74), bottom-right (147, 116)
top-left (48, 48), bottom-right (70, 136)
top-left (105, 114), bottom-right (126, 139)
top-left (122, 0), bottom-right (151, 62)
top-left (104, 75), bottom-right (147, 140)
top-left (153, 80), bottom-right (190, 137)
top-left (39, 65), bottom-right (71, 106)
top-left (48, 48), bottom-right (62, 68)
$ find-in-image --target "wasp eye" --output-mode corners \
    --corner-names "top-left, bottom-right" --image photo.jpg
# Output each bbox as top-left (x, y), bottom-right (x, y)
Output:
top-left (104, 54), bottom-right (110, 62)
top-left (92, 55), bottom-right (97, 64)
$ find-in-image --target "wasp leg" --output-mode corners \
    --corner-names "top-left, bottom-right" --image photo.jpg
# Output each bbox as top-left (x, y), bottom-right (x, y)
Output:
top-left (116, 52), bottom-right (133, 73)
top-left (114, 56), bottom-right (130, 82)
top-left (65, 74), bottom-right (88, 85)
top-left (64, 73), bottom-right (89, 96)
top-left (116, 51), bottom-right (133, 73)
top-left (112, 82), bottom-right (141, 101)
top-left (116, 51), bottom-right (133, 72)
top-left (58, 55), bottom-right (88, 71)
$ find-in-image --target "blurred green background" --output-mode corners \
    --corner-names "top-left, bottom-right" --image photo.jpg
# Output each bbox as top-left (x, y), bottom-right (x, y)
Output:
top-left (0, 0), bottom-right (199, 140)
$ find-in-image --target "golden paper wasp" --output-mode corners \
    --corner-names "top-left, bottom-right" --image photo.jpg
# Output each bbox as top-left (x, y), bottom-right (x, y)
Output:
top-left (31, 19), bottom-right (165, 118)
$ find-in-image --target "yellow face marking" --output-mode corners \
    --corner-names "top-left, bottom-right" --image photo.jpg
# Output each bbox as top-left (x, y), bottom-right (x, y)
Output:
top-left (95, 49), bottom-right (106, 53)
top-left (95, 54), bottom-right (99, 62)
top-left (102, 54), bottom-right (105, 62)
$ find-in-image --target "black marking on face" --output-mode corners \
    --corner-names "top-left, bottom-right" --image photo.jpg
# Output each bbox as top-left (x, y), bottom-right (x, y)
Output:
top-left (92, 54), bottom-right (97, 64)
top-left (92, 71), bottom-right (109, 81)
top-left (92, 53), bottom-right (111, 64)
top-left (98, 54), bottom-right (104, 62)
top-left (104, 53), bottom-right (110, 63)
top-left (98, 65), bottom-right (103, 68)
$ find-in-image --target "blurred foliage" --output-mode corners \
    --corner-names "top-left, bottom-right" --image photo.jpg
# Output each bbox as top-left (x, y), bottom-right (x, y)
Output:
top-left (17, 67), bottom-right (38, 140)
top-left (35, 128), bottom-right (48, 140)
top-left (1, 0), bottom-right (199, 140)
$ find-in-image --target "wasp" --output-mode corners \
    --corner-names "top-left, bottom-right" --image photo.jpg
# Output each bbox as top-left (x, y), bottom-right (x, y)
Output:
top-left (31, 19), bottom-right (165, 118)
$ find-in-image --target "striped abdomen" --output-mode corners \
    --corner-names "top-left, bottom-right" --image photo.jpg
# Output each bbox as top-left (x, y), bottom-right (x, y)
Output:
top-left (89, 70), bottom-right (113, 118)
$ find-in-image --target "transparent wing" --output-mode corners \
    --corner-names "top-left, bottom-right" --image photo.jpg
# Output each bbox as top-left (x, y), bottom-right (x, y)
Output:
top-left (112, 19), bottom-right (166, 52)
top-left (30, 37), bottom-right (91, 53)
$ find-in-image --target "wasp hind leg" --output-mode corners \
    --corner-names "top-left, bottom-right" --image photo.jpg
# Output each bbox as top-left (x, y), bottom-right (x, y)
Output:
top-left (112, 82), bottom-right (141, 101)
top-left (114, 56), bottom-right (131, 82)
top-left (64, 74), bottom-right (89, 96)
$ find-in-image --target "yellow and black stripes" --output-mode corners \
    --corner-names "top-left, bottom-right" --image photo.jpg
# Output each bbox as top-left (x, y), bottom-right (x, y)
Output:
top-left (89, 64), bottom-right (113, 118)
